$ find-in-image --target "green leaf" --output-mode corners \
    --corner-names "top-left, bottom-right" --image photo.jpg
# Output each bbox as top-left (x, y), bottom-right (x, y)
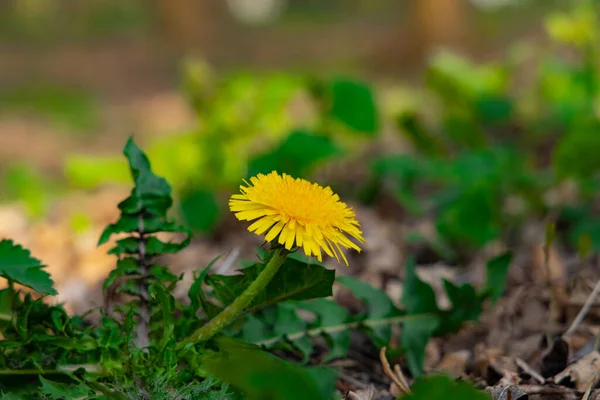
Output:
top-left (39, 377), bottom-right (90, 399)
top-left (50, 307), bottom-right (68, 333)
top-left (338, 276), bottom-right (395, 319)
top-left (118, 194), bottom-right (172, 216)
top-left (204, 337), bottom-right (335, 400)
top-left (29, 334), bottom-right (98, 351)
top-left (113, 137), bottom-right (174, 217)
top-left (554, 120), bottom-right (600, 179)
top-left (0, 393), bottom-right (27, 400)
top-left (370, 155), bottom-right (427, 215)
top-left (0, 289), bottom-right (13, 330)
top-left (436, 184), bottom-right (500, 247)
top-left (440, 280), bottom-right (481, 333)
top-left (327, 78), bottom-right (379, 134)
top-left (304, 367), bottom-right (338, 399)
top-left (401, 315), bottom-right (439, 379)
top-left (401, 257), bottom-right (441, 377)
top-left (274, 303), bottom-right (313, 363)
top-left (148, 265), bottom-right (179, 283)
top-left (399, 374), bottom-right (489, 400)
top-left (241, 314), bottom-right (271, 343)
top-left (85, 380), bottom-right (129, 400)
top-left (150, 283), bottom-right (175, 350)
top-left (397, 111), bottom-right (444, 157)
top-left (108, 236), bottom-right (190, 256)
top-left (247, 130), bottom-right (340, 177)
top-left (179, 188), bottom-right (221, 232)
top-left (188, 256), bottom-right (223, 318)
top-left (474, 94), bottom-right (513, 124)
top-left (103, 257), bottom-right (138, 290)
top-left (98, 215), bottom-right (188, 245)
top-left (337, 276), bottom-right (397, 346)
top-left (97, 317), bottom-right (123, 350)
top-left (0, 240), bottom-right (56, 295)
top-left (401, 257), bottom-right (439, 315)
top-left (207, 257), bottom-right (335, 315)
top-left (484, 251), bottom-right (512, 303)
top-left (296, 299), bottom-right (351, 362)
top-left (124, 137), bottom-right (172, 199)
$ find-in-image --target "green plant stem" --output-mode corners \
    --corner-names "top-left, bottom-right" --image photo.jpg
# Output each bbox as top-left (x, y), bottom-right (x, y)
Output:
top-left (255, 313), bottom-right (435, 347)
top-left (178, 248), bottom-right (288, 348)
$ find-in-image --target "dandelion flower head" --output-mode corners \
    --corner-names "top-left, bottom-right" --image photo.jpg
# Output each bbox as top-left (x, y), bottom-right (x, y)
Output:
top-left (229, 171), bottom-right (365, 265)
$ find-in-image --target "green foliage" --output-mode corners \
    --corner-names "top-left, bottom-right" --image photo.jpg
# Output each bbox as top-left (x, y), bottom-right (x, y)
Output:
top-left (203, 337), bottom-right (336, 400)
top-left (553, 119), bottom-right (600, 179)
top-left (0, 240), bottom-right (56, 295)
top-left (0, 286), bottom-right (105, 396)
top-left (99, 137), bottom-right (190, 299)
top-left (373, 147), bottom-right (535, 254)
top-left (399, 374), bottom-right (489, 400)
top-left (54, 73), bottom-right (381, 234)
top-left (314, 77), bottom-right (380, 135)
top-left (208, 257), bottom-right (335, 316)
top-left (0, 83), bottom-right (100, 132)
top-left (0, 132), bottom-right (516, 398)
top-left (248, 130), bottom-right (341, 177)
top-left (179, 188), bottom-right (221, 233)
top-left (484, 252), bottom-right (512, 303)
top-left (234, 254), bottom-right (511, 378)
top-left (64, 155), bottom-right (131, 190)
top-left (1, 163), bottom-right (57, 218)
top-left (38, 377), bottom-right (93, 399)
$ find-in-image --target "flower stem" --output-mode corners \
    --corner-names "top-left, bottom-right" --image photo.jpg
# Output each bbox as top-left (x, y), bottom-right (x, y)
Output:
top-left (178, 248), bottom-right (288, 348)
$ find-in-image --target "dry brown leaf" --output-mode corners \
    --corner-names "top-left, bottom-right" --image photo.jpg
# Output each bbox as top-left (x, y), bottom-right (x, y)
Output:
top-left (512, 384), bottom-right (600, 400)
top-left (434, 350), bottom-right (471, 378)
top-left (541, 337), bottom-right (569, 378)
top-left (486, 385), bottom-right (529, 400)
top-left (553, 351), bottom-right (600, 392)
top-left (343, 385), bottom-right (377, 400)
top-left (531, 244), bottom-right (570, 306)
top-left (473, 344), bottom-right (521, 386)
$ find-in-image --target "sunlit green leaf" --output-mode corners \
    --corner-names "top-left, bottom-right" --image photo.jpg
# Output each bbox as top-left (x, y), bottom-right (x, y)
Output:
top-left (207, 257), bottom-right (334, 315)
top-left (0, 240), bottom-right (56, 295)
top-left (39, 377), bottom-right (91, 399)
top-left (204, 337), bottom-right (335, 400)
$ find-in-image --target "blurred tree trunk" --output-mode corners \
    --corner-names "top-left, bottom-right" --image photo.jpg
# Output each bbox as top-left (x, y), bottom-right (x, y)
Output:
top-left (412, 0), bottom-right (469, 53)
top-left (369, 0), bottom-right (470, 74)
top-left (155, 0), bottom-right (223, 51)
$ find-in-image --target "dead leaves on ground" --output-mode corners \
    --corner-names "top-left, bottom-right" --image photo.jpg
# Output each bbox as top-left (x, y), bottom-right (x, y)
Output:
top-left (339, 234), bottom-right (600, 400)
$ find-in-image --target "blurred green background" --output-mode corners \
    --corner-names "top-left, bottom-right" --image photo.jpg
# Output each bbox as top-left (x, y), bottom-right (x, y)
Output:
top-left (1, 0), bottom-right (599, 264)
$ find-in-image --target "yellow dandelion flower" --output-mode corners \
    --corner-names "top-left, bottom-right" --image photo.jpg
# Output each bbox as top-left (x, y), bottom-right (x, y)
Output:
top-left (229, 171), bottom-right (365, 265)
